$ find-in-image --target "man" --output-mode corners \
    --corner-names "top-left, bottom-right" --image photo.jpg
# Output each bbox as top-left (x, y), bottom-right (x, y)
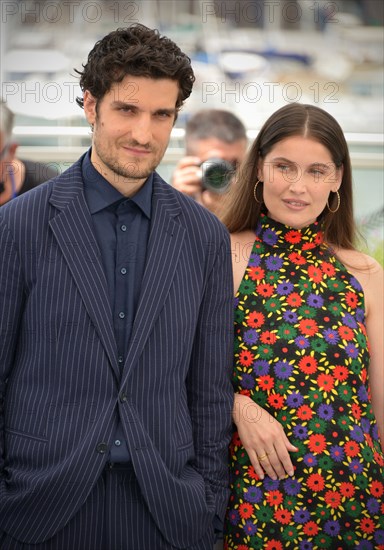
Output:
top-left (0, 98), bottom-right (59, 205)
top-left (171, 109), bottom-right (248, 216)
top-left (0, 25), bottom-right (234, 550)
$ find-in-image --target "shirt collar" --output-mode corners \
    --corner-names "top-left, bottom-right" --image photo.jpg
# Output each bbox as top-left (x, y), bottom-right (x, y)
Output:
top-left (82, 149), bottom-right (153, 218)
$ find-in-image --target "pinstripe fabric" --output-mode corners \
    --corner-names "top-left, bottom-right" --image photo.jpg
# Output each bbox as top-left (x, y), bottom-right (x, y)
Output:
top-left (0, 467), bottom-right (216, 549)
top-left (0, 155), bottom-right (234, 548)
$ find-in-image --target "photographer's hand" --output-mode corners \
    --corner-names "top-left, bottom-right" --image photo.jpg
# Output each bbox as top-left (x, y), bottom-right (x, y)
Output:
top-left (171, 156), bottom-right (202, 199)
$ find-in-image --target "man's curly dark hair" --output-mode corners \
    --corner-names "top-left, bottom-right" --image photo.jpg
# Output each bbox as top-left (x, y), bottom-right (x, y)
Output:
top-left (75, 24), bottom-right (195, 112)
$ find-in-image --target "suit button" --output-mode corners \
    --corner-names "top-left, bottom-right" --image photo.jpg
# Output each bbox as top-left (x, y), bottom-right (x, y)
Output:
top-left (96, 442), bottom-right (108, 454)
top-left (119, 392), bottom-right (127, 403)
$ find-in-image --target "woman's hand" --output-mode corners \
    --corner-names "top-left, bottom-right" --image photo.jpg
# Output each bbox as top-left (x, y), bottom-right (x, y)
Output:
top-left (233, 393), bottom-right (298, 480)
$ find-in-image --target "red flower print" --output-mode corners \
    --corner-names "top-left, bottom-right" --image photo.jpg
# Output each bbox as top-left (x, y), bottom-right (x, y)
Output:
top-left (285, 230), bottom-right (302, 243)
top-left (361, 368), bottom-right (367, 384)
top-left (338, 325), bottom-right (354, 341)
top-left (274, 509), bottom-right (292, 525)
top-left (344, 440), bottom-right (360, 457)
top-left (374, 452), bottom-right (384, 467)
top-left (351, 403), bottom-right (362, 420)
top-left (321, 261), bottom-right (336, 276)
top-left (308, 265), bottom-right (323, 283)
top-left (303, 521), bottom-right (319, 536)
top-left (298, 355), bottom-right (318, 374)
top-left (334, 365), bottom-right (349, 381)
top-left (288, 252), bottom-right (306, 265)
top-left (324, 489), bottom-right (341, 508)
top-left (267, 393), bottom-right (285, 409)
top-left (308, 433), bottom-right (327, 454)
top-left (299, 318), bottom-right (319, 337)
top-left (256, 283), bottom-right (274, 297)
top-left (297, 404), bottom-right (314, 421)
top-left (239, 502), bottom-right (253, 519)
top-left (302, 242), bottom-right (316, 251)
top-left (231, 431), bottom-right (242, 446)
top-left (317, 373), bottom-right (335, 392)
top-left (365, 433), bottom-right (373, 447)
top-left (286, 292), bottom-right (302, 307)
top-left (266, 542), bottom-right (283, 550)
top-left (247, 311), bottom-right (265, 328)
top-left (266, 490), bottom-right (283, 506)
top-left (340, 482), bottom-right (355, 498)
top-left (248, 465), bottom-right (260, 480)
top-left (370, 480), bottom-right (384, 498)
top-left (360, 518), bottom-right (375, 534)
top-left (239, 350), bottom-right (254, 367)
top-left (248, 265), bottom-right (265, 281)
top-left (260, 331), bottom-right (277, 345)
top-left (314, 231), bottom-right (324, 245)
top-left (307, 473), bottom-right (325, 492)
top-left (345, 290), bottom-right (358, 308)
top-left (258, 375), bottom-right (274, 391)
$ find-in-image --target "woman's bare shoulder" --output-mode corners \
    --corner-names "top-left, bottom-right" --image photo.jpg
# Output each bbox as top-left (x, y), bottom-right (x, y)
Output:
top-left (333, 247), bottom-right (383, 275)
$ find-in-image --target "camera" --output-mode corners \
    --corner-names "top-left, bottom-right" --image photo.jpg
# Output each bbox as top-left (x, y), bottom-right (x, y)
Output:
top-left (200, 157), bottom-right (235, 194)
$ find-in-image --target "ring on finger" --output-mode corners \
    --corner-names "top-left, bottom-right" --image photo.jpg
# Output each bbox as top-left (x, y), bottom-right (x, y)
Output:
top-left (258, 454), bottom-right (268, 461)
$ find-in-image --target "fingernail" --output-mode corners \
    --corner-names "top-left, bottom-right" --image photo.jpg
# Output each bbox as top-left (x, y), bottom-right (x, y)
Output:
top-left (288, 471), bottom-right (294, 476)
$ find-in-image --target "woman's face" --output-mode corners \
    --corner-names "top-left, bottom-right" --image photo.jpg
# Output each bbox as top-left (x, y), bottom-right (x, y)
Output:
top-left (259, 135), bottom-right (343, 229)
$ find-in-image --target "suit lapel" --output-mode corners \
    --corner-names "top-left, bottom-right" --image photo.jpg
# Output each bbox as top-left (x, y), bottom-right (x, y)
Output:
top-left (49, 162), bottom-right (119, 377)
top-left (122, 177), bottom-right (185, 381)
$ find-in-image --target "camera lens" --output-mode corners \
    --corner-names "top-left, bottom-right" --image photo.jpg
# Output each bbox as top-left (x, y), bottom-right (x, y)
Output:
top-left (200, 157), bottom-right (235, 194)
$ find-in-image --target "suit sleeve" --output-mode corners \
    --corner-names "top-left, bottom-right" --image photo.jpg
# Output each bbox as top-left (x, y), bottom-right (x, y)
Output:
top-left (186, 229), bottom-right (234, 529)
top-left (0, 215), bottom-right (25, 473)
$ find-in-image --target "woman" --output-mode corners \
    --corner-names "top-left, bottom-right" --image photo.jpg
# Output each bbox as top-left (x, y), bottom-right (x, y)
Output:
top-left (221, 103), bottom-right (383, 549)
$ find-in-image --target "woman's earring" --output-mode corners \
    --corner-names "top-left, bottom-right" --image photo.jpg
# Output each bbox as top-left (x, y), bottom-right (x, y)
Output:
top-left (327, 190), bottom-right (340, 213)
top-left (254, 180), bottom-right (263, 204)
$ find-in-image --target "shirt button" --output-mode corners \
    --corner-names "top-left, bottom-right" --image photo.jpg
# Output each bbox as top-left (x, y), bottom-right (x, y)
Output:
top-left (114, 439), bottom-right (121, 447)
top-left (119, 312), bottom-right (125, 319)
top-left (96, 442), bottom-right (108, 454)
top-left (121, 225), bottom-right (127, 232)
top-left (120, 267), bottom-right (127, 275)
top-left (118, 356), bottom-right (124, 364)
top-left (120, 392), bottom-right (127, 403)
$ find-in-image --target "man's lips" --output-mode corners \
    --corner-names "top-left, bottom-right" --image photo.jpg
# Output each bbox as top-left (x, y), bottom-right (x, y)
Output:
top-left (122, 145), bottom-right (151, 155)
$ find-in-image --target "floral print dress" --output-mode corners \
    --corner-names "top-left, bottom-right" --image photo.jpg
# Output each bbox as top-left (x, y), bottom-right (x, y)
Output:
top-left (224, 215), bottom-right (384, 550)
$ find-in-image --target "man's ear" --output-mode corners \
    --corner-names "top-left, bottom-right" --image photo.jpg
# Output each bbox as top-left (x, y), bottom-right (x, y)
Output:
top-left (83, 91), bottom-right (97, 126)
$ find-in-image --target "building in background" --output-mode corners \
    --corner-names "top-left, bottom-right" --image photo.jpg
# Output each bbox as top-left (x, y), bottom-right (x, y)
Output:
top-left (1, 0), bottom-right (383, 257)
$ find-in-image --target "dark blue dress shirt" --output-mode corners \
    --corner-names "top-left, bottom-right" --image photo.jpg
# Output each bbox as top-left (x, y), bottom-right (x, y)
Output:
top-left (82, 150), bottom-right (152, 462)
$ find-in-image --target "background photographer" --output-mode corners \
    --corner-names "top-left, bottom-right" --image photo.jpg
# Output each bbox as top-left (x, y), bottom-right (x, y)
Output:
top-left (171, 109), bottom-right (248, 216)
top-left (0, 98), bottom-right (59, 206)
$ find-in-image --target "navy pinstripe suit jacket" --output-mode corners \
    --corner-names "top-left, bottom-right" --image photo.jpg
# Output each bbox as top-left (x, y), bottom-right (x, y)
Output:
top-left (0, 155), bottom-right (234, 546)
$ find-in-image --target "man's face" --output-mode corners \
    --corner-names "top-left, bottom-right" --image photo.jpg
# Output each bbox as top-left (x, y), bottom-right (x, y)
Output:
top-left (188, 137), bottom-right (248, 169)
top-left (83, 75), bottom-right (179, 190)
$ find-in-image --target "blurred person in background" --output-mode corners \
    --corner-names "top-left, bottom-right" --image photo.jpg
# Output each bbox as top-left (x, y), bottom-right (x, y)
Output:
top-left (171, 109), bottom-right (248, 216)
top-left (0, 98), bottom-right (59, 205)
top-left (0, 24), bottom-right (233, 550)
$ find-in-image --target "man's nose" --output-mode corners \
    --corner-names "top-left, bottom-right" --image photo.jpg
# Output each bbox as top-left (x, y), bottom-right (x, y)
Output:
top-left (130, 114), bottom-right (152, 145)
